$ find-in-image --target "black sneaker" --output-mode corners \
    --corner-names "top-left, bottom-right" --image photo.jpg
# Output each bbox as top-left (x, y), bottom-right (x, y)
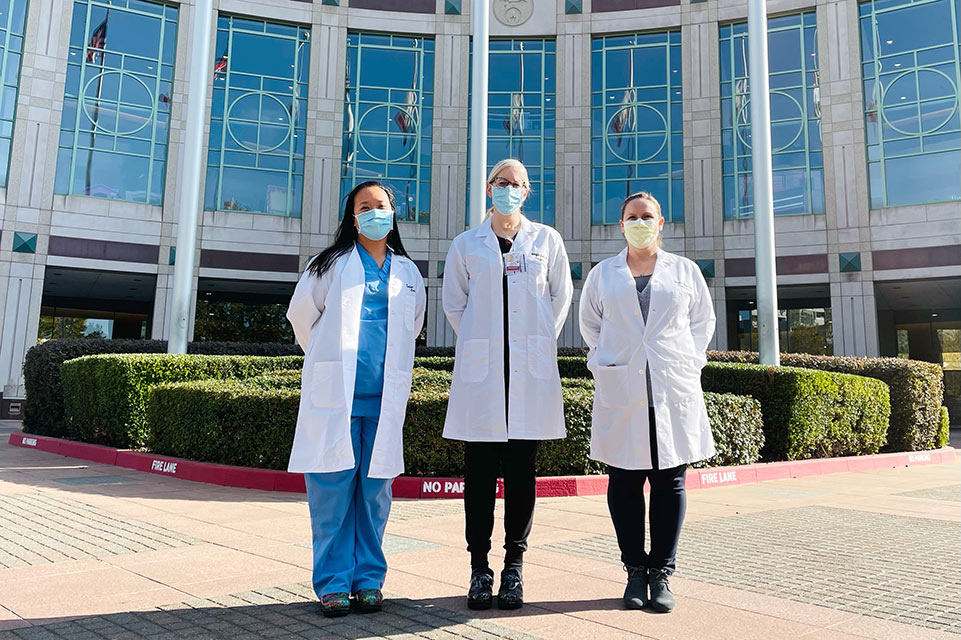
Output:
top-left (623, 565), bottom-right (648, 610)
top-left (497, 568), bottom-right (524, 610)
top-left (467, 568), bottom-right (494, 610)
top-left (648, 568), bottom-right (675, 613)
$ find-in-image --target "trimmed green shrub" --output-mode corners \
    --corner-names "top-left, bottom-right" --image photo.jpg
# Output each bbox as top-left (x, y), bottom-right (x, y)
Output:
top-left (24, 339), bottom-right (166, 438)
top-left (23, 339), bottom-right (301, 437)
top-left (245, 370), bottom-right (302, 390)
top-left (144, 371), bottom-right (764, 475)
top-left (938, 406), bottom-right (950, 448)
top-left (148, 379), bottom-right (299, 468)
top-left (707, 351), bottom-right (943, 451)
top-left (61, 354), bottom-right (303, 448)
top-left (701, 362), bottom-right (890, 461)
top-left (695, 393), bottom-right (765, 469)
top-left (411, 356), bottom-right (456, 372)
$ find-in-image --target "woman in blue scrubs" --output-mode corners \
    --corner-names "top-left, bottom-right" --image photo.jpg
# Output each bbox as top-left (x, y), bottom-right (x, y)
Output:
top-left (287, 181), bottom-right (426, 617)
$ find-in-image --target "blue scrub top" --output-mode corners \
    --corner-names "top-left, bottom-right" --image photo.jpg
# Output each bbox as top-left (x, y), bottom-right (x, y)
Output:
top-left (353, 244), bottom-right (391, 416)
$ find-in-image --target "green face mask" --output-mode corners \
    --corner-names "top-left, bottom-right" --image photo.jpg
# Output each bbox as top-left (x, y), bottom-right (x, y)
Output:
top-left (623, 219), bottom-right (659, 249)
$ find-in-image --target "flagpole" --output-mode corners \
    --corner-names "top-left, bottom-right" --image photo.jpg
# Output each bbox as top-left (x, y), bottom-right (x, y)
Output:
top-left (168, 0), bottom-right (214, 354)
top-left (468, 0), bottom-right (489, 229)
top-left (86, 9), bottom-right (108, 195)
top-left (747, 0), bottom-right (780, 365)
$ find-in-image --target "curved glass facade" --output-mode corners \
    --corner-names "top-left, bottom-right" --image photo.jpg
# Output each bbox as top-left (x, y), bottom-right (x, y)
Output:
top-left (0, 0), bottom-right (27, 187)
top-left (720, 12), bottom-right (824, 219)
top-left (54, 0), bottom-right (178, 205)
top-left (591, 31), bottom-right (682, 224)
top-left (341, 33), bottom-right (434, 223)
top-left (203, 16), bottom-right (310, 217)
top-left (860, 0), bottom-right (961, 209)
top-left (469, 39), bottom-right (556, 225)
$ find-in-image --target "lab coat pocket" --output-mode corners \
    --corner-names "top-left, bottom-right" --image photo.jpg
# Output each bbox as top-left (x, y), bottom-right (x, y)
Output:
top-left (593, 364), bottom-right (631, 408)
top-left (458, 339), bottom-right (489, 383)
top-left (527, 255), bottom-right (548, 297)
top-left (527, 335), bottom-right (557, 380)
top-left (311, 361), bottom-right (343, 408)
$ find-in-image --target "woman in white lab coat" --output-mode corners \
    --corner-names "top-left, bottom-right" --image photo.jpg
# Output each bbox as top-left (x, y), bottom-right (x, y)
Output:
top-left (442, 158), bottom-right (573, 611)
top-left (287, 181), bottom-right (426, 618)
top-left (579, 191), bottom-right (716, 614)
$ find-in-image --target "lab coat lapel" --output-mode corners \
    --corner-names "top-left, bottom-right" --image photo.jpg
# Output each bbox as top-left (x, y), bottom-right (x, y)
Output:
top-left (340, 246), bottom-right (365, 410)
top-left (613, 248), bottom-right (646, 335)
top-left (510, 215), bottom-right (534, 255)
top-left (480, 216), bottom-right (501, 254)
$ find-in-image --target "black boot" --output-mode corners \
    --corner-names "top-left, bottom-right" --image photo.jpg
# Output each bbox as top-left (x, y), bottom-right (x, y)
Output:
top-left (497, 567), bottom-right (524, 610)
top-left (623, 565), bottom-right (648, 610)
top-left (467, 568), bottom-right (494, 610)
top-left (648, 568), bottom-right (675, 613)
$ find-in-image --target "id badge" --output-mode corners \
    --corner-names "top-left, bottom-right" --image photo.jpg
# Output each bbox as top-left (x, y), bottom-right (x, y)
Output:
top-left (504, 252), bottom-right (526, 276)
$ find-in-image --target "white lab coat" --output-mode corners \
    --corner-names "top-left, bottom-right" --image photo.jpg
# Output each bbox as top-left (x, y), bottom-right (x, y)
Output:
top-left (286, 246), bottom-right (426, 478)
top-left (442, 215), bottom-right (573, 441)
top-left (579, 248), bottom-right (717, 470)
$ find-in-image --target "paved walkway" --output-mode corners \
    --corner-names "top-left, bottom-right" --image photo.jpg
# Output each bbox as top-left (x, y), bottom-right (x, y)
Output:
top-left (0, 420), bottom-right (958, 640)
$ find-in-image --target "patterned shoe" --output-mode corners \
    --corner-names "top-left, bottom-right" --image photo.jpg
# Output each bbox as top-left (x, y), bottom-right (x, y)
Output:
top-left (467, 568), bottom-right (494, 610)
top-left (353, 588), bottom-right (384, 613)
top-left (497, 567), bottom-right (524, 610)
top-left (320, 592), bottom-right (350, 618)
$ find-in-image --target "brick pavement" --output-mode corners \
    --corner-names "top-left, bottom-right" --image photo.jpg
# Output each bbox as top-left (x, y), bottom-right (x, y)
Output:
top-left (1, 421), bottom-right (958, 639)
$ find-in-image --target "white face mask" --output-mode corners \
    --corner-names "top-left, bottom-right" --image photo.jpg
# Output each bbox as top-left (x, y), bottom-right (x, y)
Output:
top-left (622, 218), bottom-right (659, 249)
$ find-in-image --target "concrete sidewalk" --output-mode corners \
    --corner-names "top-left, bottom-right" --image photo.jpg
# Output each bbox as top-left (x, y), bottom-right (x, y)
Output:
top-left (0, 420), bottom-right (958, 640)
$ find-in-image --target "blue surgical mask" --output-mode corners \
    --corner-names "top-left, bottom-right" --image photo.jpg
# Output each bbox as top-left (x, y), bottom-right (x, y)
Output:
top-left (355, 208), bottom-right (394, 241)
top-left (491, 185), bottom-right (526, 215)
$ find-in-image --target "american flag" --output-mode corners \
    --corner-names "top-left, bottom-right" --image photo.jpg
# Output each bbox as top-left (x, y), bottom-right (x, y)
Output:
top-left (213, 52), bottom-right (228, 80)
top-left (394, 90), bottom-right (417, 144)
top-left (86, 17), bottom-right (107, 64)
top-left (504, 92), bottom-right (525, 135)
top-left (610, 88), bottom-right (636, 145)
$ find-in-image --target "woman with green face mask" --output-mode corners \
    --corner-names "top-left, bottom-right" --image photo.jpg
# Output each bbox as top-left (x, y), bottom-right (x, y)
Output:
top-left (578, 191), bottom-right (717, 614)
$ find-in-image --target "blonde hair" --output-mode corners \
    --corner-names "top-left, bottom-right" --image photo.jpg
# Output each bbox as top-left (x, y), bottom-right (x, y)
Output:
top-left (621, 191), bottom-right (664, 247)
top-left (485, 158), bottom-right (531, 219)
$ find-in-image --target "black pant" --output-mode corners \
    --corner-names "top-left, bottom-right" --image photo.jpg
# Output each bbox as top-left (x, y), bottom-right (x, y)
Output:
top-left (606, 407), bottom-right (687, 573)
top-left (464, 439), bottom-right (539, 572)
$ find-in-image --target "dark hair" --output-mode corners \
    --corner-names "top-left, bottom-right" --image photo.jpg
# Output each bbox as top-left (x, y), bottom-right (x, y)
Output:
top-left (307, 181), bottom-right (410, 278)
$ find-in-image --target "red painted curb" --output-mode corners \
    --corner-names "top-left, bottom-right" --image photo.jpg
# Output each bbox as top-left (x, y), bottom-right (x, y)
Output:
top-left (7, 432), bottom-right (955, 498)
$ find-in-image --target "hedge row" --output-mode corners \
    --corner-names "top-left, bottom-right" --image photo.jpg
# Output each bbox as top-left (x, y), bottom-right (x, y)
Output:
top-left (409, 357), bottom-right (891, 461)
top-left (701, 362), bottom-right (890, 460)
top-left (61, 354), bottom-right (302, 448)
top-left (22, 339), bottom-right (302, 438)
top-left (146, 369), bottom-right (764, 475)
top-left (707, 351), bottom-right (945, 451)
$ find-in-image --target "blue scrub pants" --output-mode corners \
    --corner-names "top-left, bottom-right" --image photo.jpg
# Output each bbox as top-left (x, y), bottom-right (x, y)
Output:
top-left (304, 409), bottom-right (392, 597)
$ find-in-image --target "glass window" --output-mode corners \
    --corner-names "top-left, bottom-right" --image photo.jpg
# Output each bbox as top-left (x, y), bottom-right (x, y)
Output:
top-left (860, 0), bottom-right (961, 208)
top-left (0, 0), bottom-right (27, 187)
top-left (720, 12), bottom-right (824, 219)
top-left (736, 305), bottom-right (833, 355)
top-left (468, 39), bottom-right (556, 225)
top-left (203, 16), bottom-right (309, 217)
top-left (38, 308), bottom-right (150, 341)
top-left (55, 0), bottom-right (178, 205)
top-left (591, 32), bottom-right (683, 224)
top-left (341, 33), bottom-right (434, 223)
